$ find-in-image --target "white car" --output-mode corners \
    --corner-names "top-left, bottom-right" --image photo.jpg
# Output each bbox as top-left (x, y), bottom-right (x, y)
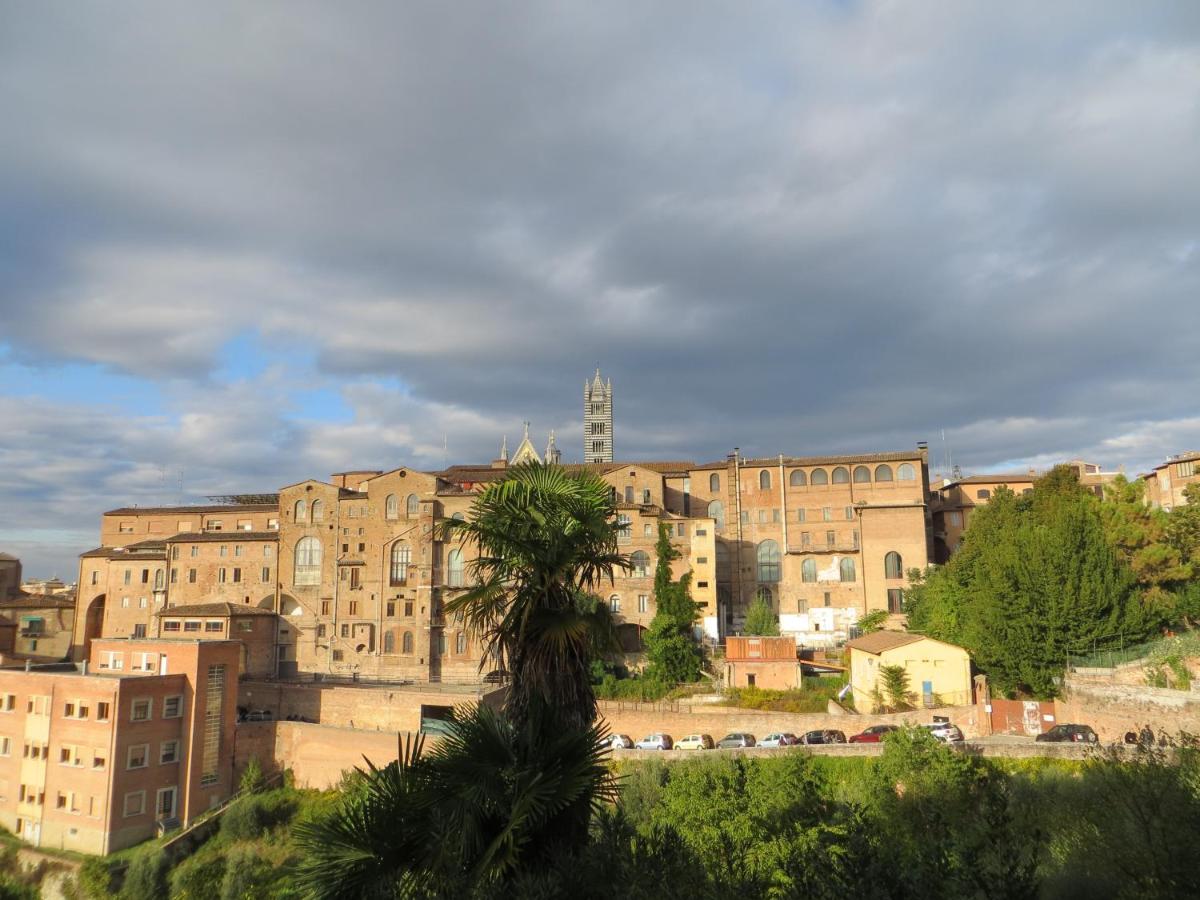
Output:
top-left (923, 722), bottom-right (964, 743)
top-left (607, 734), bottom-right (634, 750)
top-left (759, 733), bottom-right (799, 748)
top-left (634, 733), bottom-right (673, 751)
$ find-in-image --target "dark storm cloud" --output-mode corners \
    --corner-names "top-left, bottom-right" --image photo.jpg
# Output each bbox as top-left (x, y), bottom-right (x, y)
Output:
top-left (2, 2), bottom-right (1200, 573)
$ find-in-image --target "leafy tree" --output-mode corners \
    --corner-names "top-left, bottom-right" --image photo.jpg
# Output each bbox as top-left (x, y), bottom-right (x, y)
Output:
top-left (877, 664), bottom-right (915, 711)
top-left (742, 596), bottom-right (779, 636)
top-left (643, 524), bottom-right (702, 683)
top-left (857, 609), bottom-right (889, 634)
top-left (239, 755), bottom-right (265, 794)
top-left (907, 469), bottom-right (1152, 697)
top-left (444, 462), bottom-right (625, 734)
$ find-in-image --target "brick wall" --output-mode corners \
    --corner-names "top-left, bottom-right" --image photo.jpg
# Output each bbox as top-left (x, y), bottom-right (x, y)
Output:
top-left (233, 720), bottom-right (416, 789)
top-left (595, 699), bottom-right (984, 740)
top-left (1055, 682), bottom-right (1200, 742)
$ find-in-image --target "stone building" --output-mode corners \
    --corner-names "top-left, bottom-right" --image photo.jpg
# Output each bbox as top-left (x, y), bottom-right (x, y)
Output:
top-left (0, 595), bottom-right (75, 661)
top-left (0, 554), bottom-right (21, 602)
top-left (71, 441), bottom-right (935, 680)
top-left (1143, 451), bottom-right (1200, 511)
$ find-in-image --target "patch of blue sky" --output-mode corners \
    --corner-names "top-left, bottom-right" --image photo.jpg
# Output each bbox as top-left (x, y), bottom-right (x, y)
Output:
top-left (0, 349), bottom-right (166, 414)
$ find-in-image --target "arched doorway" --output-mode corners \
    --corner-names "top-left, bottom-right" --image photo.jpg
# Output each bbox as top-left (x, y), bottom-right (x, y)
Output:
top-left (80, 595), bottom-right (105, 661)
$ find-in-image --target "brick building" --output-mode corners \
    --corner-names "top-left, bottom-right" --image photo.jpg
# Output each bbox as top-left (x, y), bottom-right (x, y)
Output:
top-left (0, 554), bottom-right (20, 602)
top-left (0, 638), bottom-right (239, 854)
top-left (1143, 451), bottom-right (1200, 511)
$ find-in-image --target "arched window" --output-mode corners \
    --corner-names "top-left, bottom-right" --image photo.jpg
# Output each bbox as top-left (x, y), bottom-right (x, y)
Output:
top-left (451, 512), bottom-right (465, 521)
top-left (630, 550), bottom-right (650, 577)
top-left (757, 540), bottom-right (781, 582)
top-left (839, 557), bottom-right (856, 582)
top-left (832, 467), bottom-right (849, 484)
top-left (708, 500), bottom-right (725, 530)
top-left (390, 543), bottom-right (411, 586)
top-left (802, 559), bottom-right (817, 582)
top-left (609, 594), bottom-right (621, 613)
top-left (789, 469), bottom-right (806, 487)
top-left (884, 551), bottom-right (903, 579)
top-left (810, 468), bottom-right (829, 485)
top-left (456, 631), bottom-right (467, 654)
top-left (383, 631), bottom-right (395, 653)
top-left (759, 470), bottom-right (771, 490)
top-left (294, 499), bottom-right (307, 522)
top-left (447, 549), bottom-right (464, 587)
top-left (853, 466), bottom-right (871, 483)
top-left (875, 465), bottom-right (894, 482)
top-left (401, 631), bottom-right (413, 654)
top-left (709, 473), bottom-right (720, 492)
top-left (897, 463), bottom-right (916, 481)
top-left (294, 536), bottom-right (321, 585)
top-left (755, 586), bottom-right (773, 607)
top-left (406, 494), bottom-right (419, 517)
top-left (385, 494), bottom-right (399, 519)
top-left (311, 499), bottom-right (324, 522)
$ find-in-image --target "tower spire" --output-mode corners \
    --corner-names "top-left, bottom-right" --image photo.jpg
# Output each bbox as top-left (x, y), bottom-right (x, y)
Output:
top-left (583, 368), bottom-right (614, 465)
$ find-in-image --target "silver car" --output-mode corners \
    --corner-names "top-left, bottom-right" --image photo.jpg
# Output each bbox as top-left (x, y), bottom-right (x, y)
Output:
top-left (923, 722), bottom-right (964, 743)
top-left (607, 734), bottom-right (634, 750)
top-left (635, 733), bottom-right (673, 750)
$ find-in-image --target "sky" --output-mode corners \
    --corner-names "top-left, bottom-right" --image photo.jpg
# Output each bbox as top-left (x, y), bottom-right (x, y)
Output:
top-left (2, 1), bottom-right (1199, 577)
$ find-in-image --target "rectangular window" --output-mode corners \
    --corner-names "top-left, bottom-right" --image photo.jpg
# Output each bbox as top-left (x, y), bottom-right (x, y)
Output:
top-left (160, 740), bottom-right (179, 764)
top-left (826, 531), bottom-right (835, 547)
top-left (350, 569), bottom-right (361, 591)
top-left (232, 568), bottom-right (241, 583)
top-left (740, 511), bottom-right (749, 524)
top-left (822, 507), bottom-right (832, 522)
top-left (772, 509), bottom-right (781, 523)
top-left (97, 702), bottom-right (110, 721)
top-left (320, 600), bottom-right (331, 616)
top-left (638, 594), bottom-right (648, 613)
top-left (170, 567), bottom-right (177, 583)
top-left (219, 568), bottom-right (227, 583)
top-left (190, 545), bottom-right (198, 557)
top-left (238, 620), bottom-right (253, 632)
top-left (205, 620), bottom-right (222, 633)
top-left (348, 600), bottom-right (359, 616)
top-left (93, 752), bottom-right (106, 769)
top-left (757, 509), bottom-right (767, 523)
top-left (677, 523), bottom-right (686, 536)
top-left (268, 518), bottom-right (279, 530)
top-left (200, 664), bottom-right (226, 786)
top-left (386, 601), bottom-right (396, 617)
top-left (341, 624), bottom-right (350, 638)
top-left (264, 545), bottom-right (273, 558)
top-left (187, 568), bottom-right (197, 584)
top-left (141, 568), bottom-right (150, 584)
top-left (624, 486), bottom-right (634, 503)
top-left (823, 592), bottom-right (832, 607)
top-left (845, 507), bottom-right (854, 520)
top-left (163, 620), bottom-right (181, 632)
top-left (0, 694), bottom-right (13, 712)
top-left (124, 569), bottom-right (131, 585)
top-left (163, 696), bottom-right (183, 718)
top-left (801, 531), bottom-right (811, 547)
top-left (127, 744), bottom-right (149, 769)
top-left (207, 520), bottom-right (223, 532)
top-left (797, 509), bottom-right (806, 522)
top-left (317, 624), bottom-right (327, 638)
top-left (404, 600), bottom-right (413, 617)
top-left (131, 699), bottom-right (151, 722)
top-left (261, 567), bottom-right (270, 583)
top-left (0, 737), bottom-right (9, 756)
top-left (357, 542), bottom-right (365, 553)
top-left (91, 570), bottom-right (99, 585)
top-left (332, 650), bottom-right (343, 662)
top-left (123, 791), bottom-right (145, 817)
top-left (234, 545), bottom-right (243, 557)
top-left (887, 589), bottom-right (904, 614)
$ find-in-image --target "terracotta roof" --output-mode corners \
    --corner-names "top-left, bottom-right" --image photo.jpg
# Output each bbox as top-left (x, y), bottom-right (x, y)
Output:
top-left (164, 532), bottom-right (279, 543)
top-left (104, 503), bottom-right (276, 515)
top-left (79, 540), bottom-right (166, 560)
top-left (845, 631), bottom-right (924, 655)
top-left (691, 450), bottom-right (921, 471)
top-left (1154, 451), bottom-right (1200, 470)
top-left (1, 595), bottom-right (75, 609)
top-left (946, 473), bottom-right (1037, 486)
top-left (156, 602), bottom-right (276, 617)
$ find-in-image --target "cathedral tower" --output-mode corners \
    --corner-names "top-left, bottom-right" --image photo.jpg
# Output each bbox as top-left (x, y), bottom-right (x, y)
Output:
top-left (584, 369), bottom-right (613, 464)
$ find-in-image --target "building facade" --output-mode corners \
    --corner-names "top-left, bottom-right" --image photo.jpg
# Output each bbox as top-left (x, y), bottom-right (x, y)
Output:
top-left (1143, 452), bottom-right (1200, 511)
top-left (0, 639), bottom-right (239, 854)
top-left (583, 369), bottom-right (614, 464)
top-left (846, 631), bottom-right (972, 713)
top-left (72, 443), bottom-right (934, 680)
top-left (0, 554), bottom-right (21, 602)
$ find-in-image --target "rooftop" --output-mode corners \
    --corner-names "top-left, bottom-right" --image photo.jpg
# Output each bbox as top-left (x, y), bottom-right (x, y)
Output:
top-left (844, 631), bottom-right (925, 655)
top-left (165, 531), bottom-right (279, 543)
top-left (104, 503), bottom-right (277, 516)
top-left (155, 602), bottom-right (275, 617)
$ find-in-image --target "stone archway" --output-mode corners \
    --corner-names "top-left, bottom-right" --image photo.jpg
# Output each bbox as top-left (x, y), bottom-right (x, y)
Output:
top-left (80, 595), bottom-right (105, 661)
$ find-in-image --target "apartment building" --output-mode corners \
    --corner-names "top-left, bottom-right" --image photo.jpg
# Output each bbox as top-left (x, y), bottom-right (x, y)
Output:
top-left (0, 595), bottom-right (75, 661)
top-left (0, 638), bottom-right (239, 854)
top-left (1143, 452), bottom-right (1200, 511)
top-left (0, 554), bottom-right (20, 602)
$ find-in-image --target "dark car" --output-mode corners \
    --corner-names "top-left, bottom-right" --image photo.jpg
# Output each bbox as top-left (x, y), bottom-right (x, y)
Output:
top-left (802, 729), bottom-right (847, 745)
top-left (848, 724), bottom-right (899, 744)
top-left (716, 732), bottom-right (756, 749)
top-left (1036, 724), bottom-right (1098, 744)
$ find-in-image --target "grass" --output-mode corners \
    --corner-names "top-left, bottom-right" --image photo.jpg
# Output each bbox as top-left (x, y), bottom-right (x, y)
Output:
top-left (720, 676), bottom-right (848, 714)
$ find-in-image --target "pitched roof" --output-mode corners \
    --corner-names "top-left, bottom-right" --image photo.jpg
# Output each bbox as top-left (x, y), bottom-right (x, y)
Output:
top-left (844, 631), bottom-right (924, 655)
top-left (691, 450), bottom-right (921, 471)
top-left (0, 595), bottom-right (75, 609)
top-left (946, 473), bottom-right (1037, 486)
top-left (155, 602), bottom-right (276, 617)
top-left (104, 503), bottom-right (277, 516)
top-left (164, 531), bottom-right (279, 543)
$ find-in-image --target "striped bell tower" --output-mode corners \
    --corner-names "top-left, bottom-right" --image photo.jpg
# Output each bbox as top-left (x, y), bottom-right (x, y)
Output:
top-left (583, 369), bottom-right (613, 464)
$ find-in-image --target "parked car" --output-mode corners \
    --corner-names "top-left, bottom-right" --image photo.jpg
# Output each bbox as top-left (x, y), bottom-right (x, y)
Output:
top-left (607, 734), bottom-right (634, 750)
top-left (923, 722), bottom-right (965, 743)
top-left (716, 733), bottom-right (756, 749)
top-left (759, 732), bottom-right (800, 748)
top-left (1036, 724), bottom-right (1098, 744)
top-left (849, 724), bottom-right (899, 744)
top-left (801, 729), bottom-right (847, 745)
top-left (676, 733), bottom-right (715, 750)
top-left (635, 733), bottom-right (674, 751)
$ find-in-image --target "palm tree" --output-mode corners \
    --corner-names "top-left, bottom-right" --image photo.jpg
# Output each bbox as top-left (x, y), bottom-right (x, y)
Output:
top-left (295, 704), bottom-right (617, 899)
top-left (444, 461), bottom-right (627, 733)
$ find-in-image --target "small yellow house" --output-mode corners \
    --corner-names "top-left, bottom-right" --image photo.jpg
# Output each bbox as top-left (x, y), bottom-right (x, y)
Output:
top-left (845, 631), bottom-right (972, 713)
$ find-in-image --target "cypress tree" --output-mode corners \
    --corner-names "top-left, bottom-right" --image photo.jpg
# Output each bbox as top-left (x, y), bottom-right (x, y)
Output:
top-left (643, 524), bottom-right (702, 683)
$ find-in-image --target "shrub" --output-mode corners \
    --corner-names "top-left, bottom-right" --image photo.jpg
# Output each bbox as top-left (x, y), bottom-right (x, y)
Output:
top-left (169, 850), bottom-right (227, 900)
top-left (219, 845), bottom-right (277, 900)
top-left (594, 674), bottom-right (673, 702)
top-left (220, 790), bottom-right (299, 841)
top-left (239, 756), bottom-right (266, 795)
top-left (76, 856), bottom-right (119, 899)
top-left (119, 848), bottom-right (169, 900)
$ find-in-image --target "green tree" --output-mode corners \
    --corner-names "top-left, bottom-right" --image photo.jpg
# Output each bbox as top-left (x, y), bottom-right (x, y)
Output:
top-left (239, 756), bottom-right (265, 795)
top-left (444, 462), bottom-right (626, 734)
top-left (1102, 475), bottom-right (1191, 609)
top-left (742, 596), bottom-right (779, 636)
top-left (643, 524), bottom-right (702, 683)
top-left (907, 469), bottom-right (1151, 697)
top-left (857, 609), bottom-right (889, 634)
top-left (877, 664), bottom-right (915, 711)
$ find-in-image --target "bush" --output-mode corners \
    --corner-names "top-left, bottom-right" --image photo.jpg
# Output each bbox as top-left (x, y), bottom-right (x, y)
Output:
top-left (239, 756), bottom-right (266, 795)
top-left (220, 790), bottom-right (299, 841)
top-left (119, 848), bottom-right (169, 900)
top-left (169, 850), bottom-right (227, 900)
top-left (722, 678), bottom-right (846, 714)
top-left (219, 845), bottom-right (279, 900)
top-left (594, 674), bottom-right (673, 702)
top-left (76, 856), bottom-right (119, 899)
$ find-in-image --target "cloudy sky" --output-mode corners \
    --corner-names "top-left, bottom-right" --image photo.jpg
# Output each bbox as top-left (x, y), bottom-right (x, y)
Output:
top-left (2, 1), bottom-right (1199, 576)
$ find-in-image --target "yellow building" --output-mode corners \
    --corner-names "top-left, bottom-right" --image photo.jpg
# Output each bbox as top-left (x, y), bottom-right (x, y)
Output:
top-left (845, 631), bottom-right (972, 712)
